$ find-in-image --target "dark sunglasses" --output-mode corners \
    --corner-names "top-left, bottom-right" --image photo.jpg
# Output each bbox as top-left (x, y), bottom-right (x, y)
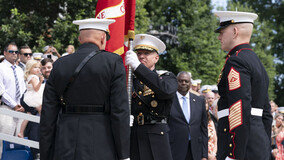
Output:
top-left (8, 50), bottom-right (19, 54)
top-left (23, 53), bottom-right (33, 57)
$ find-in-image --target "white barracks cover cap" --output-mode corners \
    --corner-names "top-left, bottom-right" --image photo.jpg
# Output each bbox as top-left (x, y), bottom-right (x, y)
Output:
top-left (73, 18), bottom-right (115, 40)
top-left (134, 34), bottom-right (166, 54)
top-left (213, 11), bottom-right (258, 33)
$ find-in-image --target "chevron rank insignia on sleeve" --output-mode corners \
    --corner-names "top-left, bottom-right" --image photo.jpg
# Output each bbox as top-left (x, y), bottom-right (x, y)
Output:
top-left (229, 100), bottom-right (243, 131)
top-left (228, 67), bottom-right (241, 91)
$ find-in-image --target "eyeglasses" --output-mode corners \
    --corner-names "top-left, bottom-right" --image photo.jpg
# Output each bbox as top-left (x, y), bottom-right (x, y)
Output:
top-left (8, 50), bottom-right (19, 54)
top-left (23, 53), bottom-right (33, 57)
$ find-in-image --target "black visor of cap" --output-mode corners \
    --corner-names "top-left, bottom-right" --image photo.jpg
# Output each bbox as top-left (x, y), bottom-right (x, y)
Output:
top-left (215, 20), bottom-right (254, 33)
top-left (214, 20), bottom-right (235, 33)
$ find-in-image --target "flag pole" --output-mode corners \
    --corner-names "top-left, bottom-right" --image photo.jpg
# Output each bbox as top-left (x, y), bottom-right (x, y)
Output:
top-left (127, 30), bottom-right (135, 113)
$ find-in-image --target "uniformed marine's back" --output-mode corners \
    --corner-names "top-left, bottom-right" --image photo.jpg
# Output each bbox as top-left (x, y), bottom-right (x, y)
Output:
top-left (40, 18), bottom-right (130, 160)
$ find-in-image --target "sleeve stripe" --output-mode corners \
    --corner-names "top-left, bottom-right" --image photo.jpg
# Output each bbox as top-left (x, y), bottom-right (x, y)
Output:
top-left (229, 100), bottom-right (243, 131)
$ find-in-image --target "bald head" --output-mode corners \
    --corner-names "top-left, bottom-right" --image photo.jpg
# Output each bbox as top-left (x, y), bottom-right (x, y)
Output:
top-left (230, 23), bottom-right (253, 45)
top-left (78, 29), bottom-right (107, 50)
top-left (235, 23), bottom-right (253, 40)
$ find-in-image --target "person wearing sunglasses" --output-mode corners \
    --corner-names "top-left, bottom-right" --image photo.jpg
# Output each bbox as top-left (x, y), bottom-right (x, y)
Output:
top-left (18, 45), bottom-right (33, 71)
top-left (0, 42), bottom-right (26, 158)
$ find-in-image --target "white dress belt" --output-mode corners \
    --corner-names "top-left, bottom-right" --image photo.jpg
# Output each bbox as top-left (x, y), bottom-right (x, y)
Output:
top-left (218, 108), bottom-right (263, 119)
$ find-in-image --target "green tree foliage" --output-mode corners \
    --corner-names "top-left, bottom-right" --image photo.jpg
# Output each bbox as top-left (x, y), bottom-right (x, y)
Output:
top-left (0, 0), bottom-right (149, 54)
top-left (231, 0), bottom-right (283, 105)
top-left (145, 0), bottom-right (224, 85)
top-left (0, 0), bottom-right (98, 53)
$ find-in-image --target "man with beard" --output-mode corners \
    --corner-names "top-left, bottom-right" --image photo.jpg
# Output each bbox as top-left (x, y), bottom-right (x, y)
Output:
top-left (40, 58), bottom-right (53, 81)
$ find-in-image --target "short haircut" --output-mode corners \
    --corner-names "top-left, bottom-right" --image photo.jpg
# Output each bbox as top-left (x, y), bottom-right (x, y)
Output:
top-left (19, 45), bottom-right (31, 54)
top-left (4, 42), bottom-right (17, 52)
top-left (41, 58), bottom-right (54, 66)
top-left (177, 71), bottom-right (191, 78)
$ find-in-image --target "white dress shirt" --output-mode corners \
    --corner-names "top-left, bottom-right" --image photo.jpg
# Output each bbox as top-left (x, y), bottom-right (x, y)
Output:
top-left (0, 59), bottom-right (26, 108)
top-left (176, 91), bottom-right (190, 120)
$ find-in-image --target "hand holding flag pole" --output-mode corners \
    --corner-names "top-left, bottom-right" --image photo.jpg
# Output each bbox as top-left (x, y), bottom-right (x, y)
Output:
top-left (127, 30), bottom-right (135, 113)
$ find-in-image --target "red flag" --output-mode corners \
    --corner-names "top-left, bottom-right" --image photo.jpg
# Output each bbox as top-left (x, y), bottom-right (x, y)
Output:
top-left (95, 0), bottom-right (136, 65)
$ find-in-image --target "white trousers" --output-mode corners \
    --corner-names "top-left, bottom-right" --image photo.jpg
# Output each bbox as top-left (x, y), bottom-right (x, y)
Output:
top-left (0, 105), bottom-right (23, 159)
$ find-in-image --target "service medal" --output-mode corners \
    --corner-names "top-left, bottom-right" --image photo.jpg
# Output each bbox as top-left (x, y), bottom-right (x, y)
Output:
top-left (151, 100), bottom-right (158, 108)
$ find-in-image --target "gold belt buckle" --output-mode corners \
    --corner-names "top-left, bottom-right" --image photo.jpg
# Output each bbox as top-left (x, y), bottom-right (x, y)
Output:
top-left (137, 112), bottom-right (144, 125)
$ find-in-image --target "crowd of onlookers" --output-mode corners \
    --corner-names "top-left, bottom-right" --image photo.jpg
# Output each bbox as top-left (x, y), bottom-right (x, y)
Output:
top-left (0, 42), bottom-right (74, 159)
top-left (0, 42), bottom-right (283, 159)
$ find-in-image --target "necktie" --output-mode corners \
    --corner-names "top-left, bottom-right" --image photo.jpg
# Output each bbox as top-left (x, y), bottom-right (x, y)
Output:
top-left (182, 96), bottom-right (191, 140)
top-left (11, 66), bottom-right (21, 99)
top-left (182, 96), bottom-right (190, 123)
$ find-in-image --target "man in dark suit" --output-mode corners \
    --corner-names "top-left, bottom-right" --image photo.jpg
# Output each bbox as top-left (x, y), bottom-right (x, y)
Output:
top-left (126, 34), bottom-right (178, 160)
top-left (214, 11), bottom-right (272, 160)
top-left (40, 18), bottom-right (130, 160)
top-left (168, 71), bottom-right (208, 160)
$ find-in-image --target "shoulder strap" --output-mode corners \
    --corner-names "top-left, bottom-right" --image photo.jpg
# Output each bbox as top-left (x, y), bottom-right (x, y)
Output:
top-left (60, 50), bottom-right (102, 105)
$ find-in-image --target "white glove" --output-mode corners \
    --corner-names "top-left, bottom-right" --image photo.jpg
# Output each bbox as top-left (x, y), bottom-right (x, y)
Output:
top-left (225, 157), bottom-right (236, 160)
top-left (130, 115), bottom-right (134, 127)
top-left (120, 158), bottom-right (130, 160)
top-left (125, 50), bottom-right (141, 70)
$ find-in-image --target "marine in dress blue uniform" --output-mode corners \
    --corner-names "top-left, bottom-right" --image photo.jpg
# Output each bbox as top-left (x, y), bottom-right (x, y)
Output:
top-left (214, 11), bottom-right (273, 160)
top-left (125, 34), bottom-right (178, 160)
top-left (40, 19), bottom-right (130, 160)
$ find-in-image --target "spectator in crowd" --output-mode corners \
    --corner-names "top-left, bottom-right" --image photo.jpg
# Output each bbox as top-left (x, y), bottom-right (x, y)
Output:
top-left (62, 45), bottom-right (75, 56)
top-left (40, 58), bottom-right (53, 81)
top-left (196, 79), bottom-right (202, 93)
top-left (0, 42), bottom-right (26, 158)
top-left (211, 98), bottom-right (219, 127)
top-left (18, 60), bottom-right (44, 158)
top-left (126, 34), bottom-right (178, 160)
top-left (190, 80), bottom-right (201, 96)
top-left (19, 58), bottom-right (54, 158)
top-left (214, 11), bottom-right (272, 160)
top-left (271, 100), bottom-right (279, 119)
top-left (42, 45), bottom-right (60, 61)
top-left (271, 113), bottom-right (284, 160)
top-left (0, 42), bottom-right (26, 111)
top-left (200, 85), bottom-right (212, 96)
top-left (272, 114), bottom-right (284, 141)
top-left (191, 80), bottom-right (198, 92)
top-left (211, 85), bottom-right (220, 100)
top-left (205, 91), bottom-right (215, 113)
top-left (207, 105), bottom-right (217, 160)
top-left (18, 45), bottom-right (33, 71)
top-left (40, 18), bottom-right (130, 160)
top-left (275, 123), bottom-right (284, 160)
top-left (32, 52), bottom-right (43, 61)
top-left (18, 60), bottom-right (44, 137)
top-left (168, 71), bottom-right (207, 160)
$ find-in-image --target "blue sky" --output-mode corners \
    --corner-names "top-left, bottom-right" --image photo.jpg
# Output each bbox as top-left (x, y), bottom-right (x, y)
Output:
top-left (211, 0), bottom-right (227, 11)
